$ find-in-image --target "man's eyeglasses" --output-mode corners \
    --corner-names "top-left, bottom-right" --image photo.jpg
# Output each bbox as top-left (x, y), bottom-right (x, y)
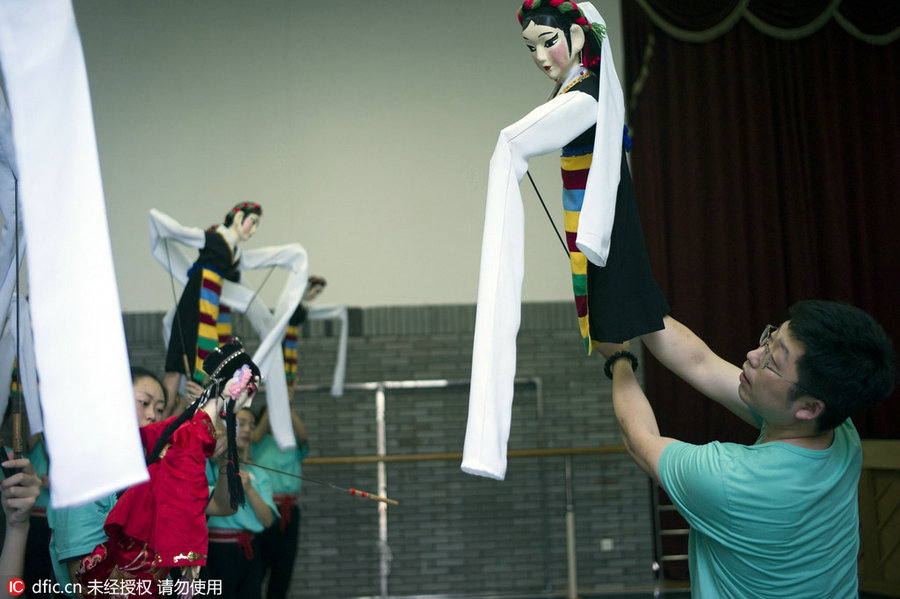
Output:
top-left (759, 325), bottom-right (813, 396)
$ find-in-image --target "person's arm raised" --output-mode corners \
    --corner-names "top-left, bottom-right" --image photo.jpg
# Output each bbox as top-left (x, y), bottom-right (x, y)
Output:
top-left (641, 315), bottom-right (757, 427)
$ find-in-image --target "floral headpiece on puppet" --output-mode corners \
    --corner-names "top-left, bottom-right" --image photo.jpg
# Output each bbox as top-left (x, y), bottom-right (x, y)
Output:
top-left (200, 339), bottom-right (261, 407)
top-left (519, 0), bottom-right (625, 268)
top-left (518, 0), bottom-right (607, 72)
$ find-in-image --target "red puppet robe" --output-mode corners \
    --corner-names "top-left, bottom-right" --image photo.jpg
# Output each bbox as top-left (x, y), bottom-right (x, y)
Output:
top-left (77, 410), bottom-right (217, 596)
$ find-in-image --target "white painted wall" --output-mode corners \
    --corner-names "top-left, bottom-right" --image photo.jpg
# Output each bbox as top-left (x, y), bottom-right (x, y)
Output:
top-left (72, 0), bottom-right (624, 311)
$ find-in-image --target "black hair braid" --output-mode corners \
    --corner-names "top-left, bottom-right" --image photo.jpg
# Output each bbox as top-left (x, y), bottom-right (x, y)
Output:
top-left (224, 397), bottom-right (246, 509)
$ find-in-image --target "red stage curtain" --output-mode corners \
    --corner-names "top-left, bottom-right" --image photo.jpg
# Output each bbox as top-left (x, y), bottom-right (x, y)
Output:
top-left (622, 1), bottom-right (900, 444)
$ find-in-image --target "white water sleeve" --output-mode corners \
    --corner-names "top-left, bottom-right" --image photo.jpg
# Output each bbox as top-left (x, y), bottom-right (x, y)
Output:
top-left (462, 91), bottom-right (597, 480)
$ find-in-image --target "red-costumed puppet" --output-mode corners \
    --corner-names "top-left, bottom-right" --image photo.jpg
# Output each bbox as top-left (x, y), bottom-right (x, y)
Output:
top-left (76, 340), bottom-right (261, 598)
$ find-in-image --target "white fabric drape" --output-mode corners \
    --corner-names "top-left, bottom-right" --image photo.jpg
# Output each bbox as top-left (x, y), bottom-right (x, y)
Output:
top-left (149, 209), bottom-right (309, 450)
top-left (0, 0), bottom-right (148, 507)
top-left (305, 304), bottom-right (349, 397)
top-left (574, 7), bottom-right (625, 267)
top-left (462, 92), bottom-right (596, 480)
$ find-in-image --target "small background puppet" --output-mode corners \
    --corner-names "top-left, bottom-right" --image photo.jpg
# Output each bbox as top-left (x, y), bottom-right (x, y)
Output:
top-left (150, 205), bottom-right (310, 452)
top-left (158, 202), bottom-right (262, 404)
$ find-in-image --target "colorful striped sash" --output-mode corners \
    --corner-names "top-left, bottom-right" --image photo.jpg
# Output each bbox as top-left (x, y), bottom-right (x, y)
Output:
top-left (194, 268), bottom-right (224, 382)
top-left (217, 305), bottom-right (233, 345)
top-left (283, 325), bottom-right (299, 386)
top-left (561, 144), bottom-right (594, 354)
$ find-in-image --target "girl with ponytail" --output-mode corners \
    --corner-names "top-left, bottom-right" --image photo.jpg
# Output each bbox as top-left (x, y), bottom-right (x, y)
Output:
top-left (463, 1), bottom-right (670, 480)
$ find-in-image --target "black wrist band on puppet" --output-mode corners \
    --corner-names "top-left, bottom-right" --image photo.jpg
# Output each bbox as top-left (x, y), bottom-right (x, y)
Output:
top-left (604, 351), bottom-right (639, 380)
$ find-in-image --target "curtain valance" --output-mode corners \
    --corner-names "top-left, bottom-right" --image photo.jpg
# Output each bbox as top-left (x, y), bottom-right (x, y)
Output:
top-left (635, 0), bottom-right (899, 43)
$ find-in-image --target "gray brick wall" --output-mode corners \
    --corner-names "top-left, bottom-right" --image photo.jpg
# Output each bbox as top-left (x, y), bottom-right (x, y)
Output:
top-left (123, 302), bottom-right (657, 598)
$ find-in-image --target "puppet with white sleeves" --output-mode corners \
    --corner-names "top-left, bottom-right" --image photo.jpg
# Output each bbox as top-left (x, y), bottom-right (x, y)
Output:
top-left (154, 202), bottom-right (262, 404)
top-left (149, 206), bottom-right (310, 453)
top-left (462, 0), bottom-right (669, 480)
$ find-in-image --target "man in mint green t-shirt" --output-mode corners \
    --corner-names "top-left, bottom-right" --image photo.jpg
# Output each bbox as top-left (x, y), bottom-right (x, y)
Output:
top-left (600, 300), bottom-right (896, 598)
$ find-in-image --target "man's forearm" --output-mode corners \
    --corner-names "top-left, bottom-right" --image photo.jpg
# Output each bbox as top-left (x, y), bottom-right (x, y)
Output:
top-left (641, 316), bottom-right (714, 377)
top-left (611, 362), bottom-right (661, 447)
top-left (641, 316), bottom-right (752, 425)
top-left (610, 360), bottom-right (672, 482)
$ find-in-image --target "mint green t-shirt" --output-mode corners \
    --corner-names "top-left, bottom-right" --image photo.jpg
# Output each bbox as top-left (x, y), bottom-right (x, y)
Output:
top-left (659, 418), bottom-right (861, 599)
top-left (206, 460), bottom-right (278, 533)
top-left (46, 493), bottom-right (117, 597)
top-left (251, 435), bottom-right (308, 495)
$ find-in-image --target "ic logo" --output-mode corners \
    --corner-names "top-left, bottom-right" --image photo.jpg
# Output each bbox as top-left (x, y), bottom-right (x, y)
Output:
top-left (7, 578), bottom-right (24, 596)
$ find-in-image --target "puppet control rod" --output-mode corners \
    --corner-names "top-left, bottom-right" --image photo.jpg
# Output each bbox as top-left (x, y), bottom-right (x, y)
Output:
top-left (240, 461), bottom-right (399, 506)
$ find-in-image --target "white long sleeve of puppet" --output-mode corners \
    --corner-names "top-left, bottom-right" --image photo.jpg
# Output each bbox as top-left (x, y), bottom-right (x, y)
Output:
top-left (148, 208), bottom-right (206, 286)
top-left (305, 304), bottom-right (349, 397)
top-left (226, 244), bottom-right (308, 451)
top-left (574, 10), bottom-right (626, 267)
top-left (462, 91), bottom-right (597, 480)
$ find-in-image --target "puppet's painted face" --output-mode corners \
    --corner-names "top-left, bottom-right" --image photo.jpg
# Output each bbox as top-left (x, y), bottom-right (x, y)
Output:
top-left (233, 211), bottom-right (260, 242)
top-left (522, 21), bottom-right (581, 82)
top-left (303, 282), bottom-right (325, 302)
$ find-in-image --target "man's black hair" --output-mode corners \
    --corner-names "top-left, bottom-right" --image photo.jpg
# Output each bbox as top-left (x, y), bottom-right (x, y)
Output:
top-left (787, 300), bottom-right (897, 430)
